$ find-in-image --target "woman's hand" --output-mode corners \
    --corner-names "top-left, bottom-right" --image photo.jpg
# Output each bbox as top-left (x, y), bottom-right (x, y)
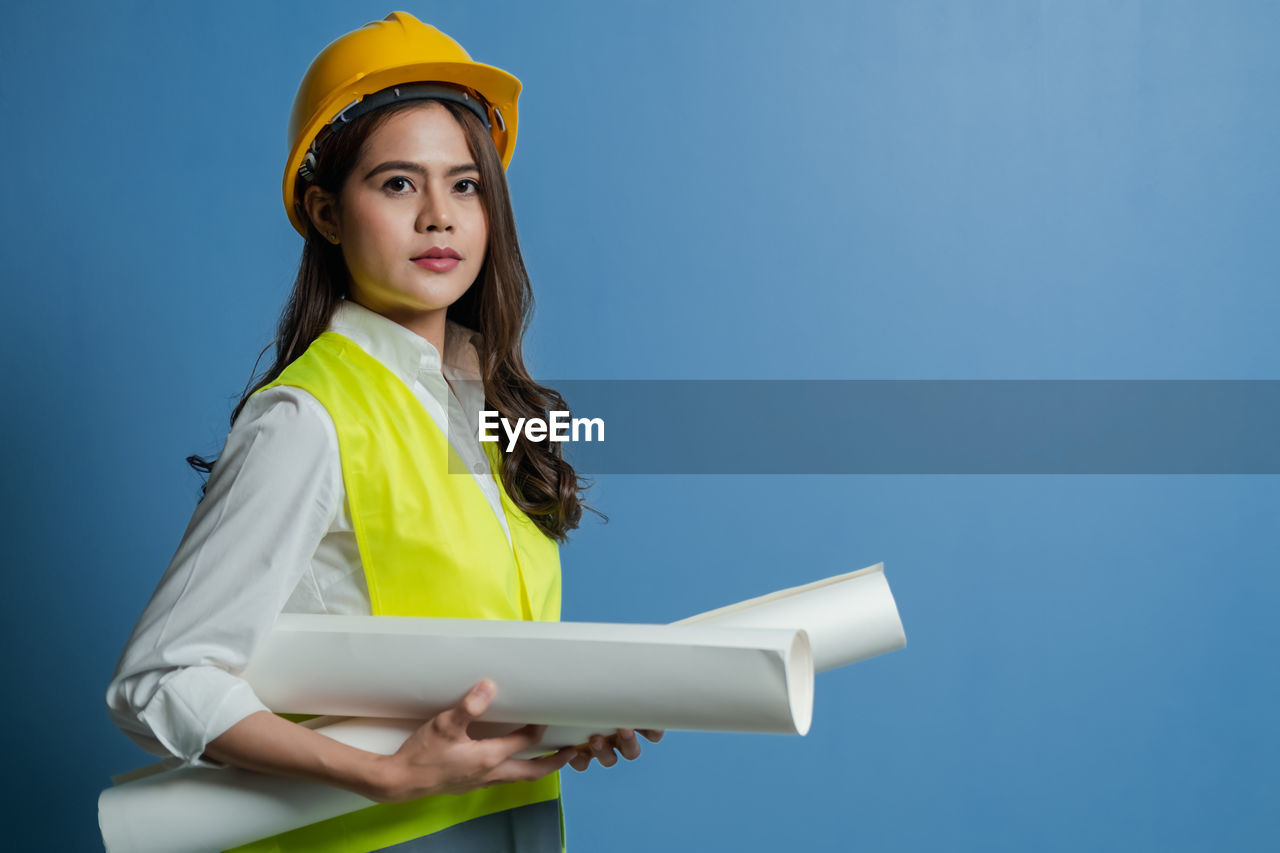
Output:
top-left (205, 679), bottom-right (574, 804)
top-left (369, 679), bottom-right (577, 802)
top-left (568, 728), bottom-right (665, 772)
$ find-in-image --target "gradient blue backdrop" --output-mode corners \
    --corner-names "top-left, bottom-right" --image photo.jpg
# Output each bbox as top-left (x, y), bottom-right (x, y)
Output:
top-left (2, 1), bottom-right (1276, 849)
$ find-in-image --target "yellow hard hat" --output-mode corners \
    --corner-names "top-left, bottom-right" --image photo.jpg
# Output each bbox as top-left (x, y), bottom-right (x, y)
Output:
top-left (282, 11), bottom-right (521, 237)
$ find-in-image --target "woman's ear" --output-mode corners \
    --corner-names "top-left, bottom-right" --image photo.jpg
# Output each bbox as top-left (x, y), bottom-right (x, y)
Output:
top-left (303, 184), bottom-right (342, 244)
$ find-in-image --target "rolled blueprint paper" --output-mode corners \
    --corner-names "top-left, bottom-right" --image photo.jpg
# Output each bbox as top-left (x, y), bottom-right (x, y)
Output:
top-left (533, 562), bottom-right (906, 751)
top-left (99, 717), bottom-right (427, 853)
top-left (101, 624), bottom-right (812, 853)
top-left (100, 563), bottom-right (904, 853)
top-left (241, 617), bottom-right (814, 735)
top-left (675, 562), bottom-right (907, 671)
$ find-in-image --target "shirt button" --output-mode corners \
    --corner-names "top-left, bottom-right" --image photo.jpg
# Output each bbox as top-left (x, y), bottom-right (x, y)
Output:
top-left (473, 461), bottom-right (487, 474)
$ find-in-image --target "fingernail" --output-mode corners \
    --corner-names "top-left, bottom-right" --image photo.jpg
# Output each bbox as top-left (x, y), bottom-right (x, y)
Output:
top-left (465, 684), bottom-right (491, 713)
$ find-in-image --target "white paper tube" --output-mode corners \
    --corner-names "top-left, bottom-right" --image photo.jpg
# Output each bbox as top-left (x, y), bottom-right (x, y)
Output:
top-left (241, 617), bottom-right (814, 736)
top-left (101, 624), bottom-right (811, 853)
top-left (529, 563), bottom-right (907, 752)
top-left (100, 563), bottom-right (905, 853)
top-left (99, 717), bottom-right (420, 853)
top-left (675, 562), bottom-right (907, 671)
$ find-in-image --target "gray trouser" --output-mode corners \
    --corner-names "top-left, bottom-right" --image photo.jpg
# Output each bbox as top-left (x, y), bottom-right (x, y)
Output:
top-left (371, 798), bottom-right (562, 852)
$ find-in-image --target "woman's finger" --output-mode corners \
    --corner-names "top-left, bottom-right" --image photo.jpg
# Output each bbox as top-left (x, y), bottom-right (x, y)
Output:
top-left (474, 722), bottom-right (548, 762)
top-left (569, 747), bottom-right (592, 772)
top-left (615, 728), bottom-right (642, 761)
top-left (428, 679), bottom-right (496, 741)
top-left (489, 746), bottom-right (576, 784)
top-left (589, 734), bottom-right (618, 768)
top-left (637, 728), bottom-right (665, 743)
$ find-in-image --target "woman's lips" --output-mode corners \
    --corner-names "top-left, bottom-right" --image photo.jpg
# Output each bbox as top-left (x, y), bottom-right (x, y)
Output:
top-left (414, 257), bottom-right (460, 271)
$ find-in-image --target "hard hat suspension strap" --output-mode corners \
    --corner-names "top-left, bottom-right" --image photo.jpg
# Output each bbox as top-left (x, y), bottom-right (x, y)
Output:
top-left (298, 82), bottom-right (494, 182)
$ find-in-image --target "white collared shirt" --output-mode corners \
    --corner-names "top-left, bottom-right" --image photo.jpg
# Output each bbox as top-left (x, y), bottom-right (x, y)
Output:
top-left (105, 300), bottom-right (510, 766)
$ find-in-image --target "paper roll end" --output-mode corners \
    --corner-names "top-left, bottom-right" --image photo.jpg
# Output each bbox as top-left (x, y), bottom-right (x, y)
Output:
top-left (98, 787), bottom-right (120, 853)
top-left (789, 629), bottom-right (814, 737)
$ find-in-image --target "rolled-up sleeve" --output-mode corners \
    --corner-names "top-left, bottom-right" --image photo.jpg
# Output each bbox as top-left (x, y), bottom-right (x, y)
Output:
top-left (105, 386), bottom-right (342, 767)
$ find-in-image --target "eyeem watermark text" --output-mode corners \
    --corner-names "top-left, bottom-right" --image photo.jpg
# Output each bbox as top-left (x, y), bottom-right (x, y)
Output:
top-left (478, 410), bottom-right (605, 451)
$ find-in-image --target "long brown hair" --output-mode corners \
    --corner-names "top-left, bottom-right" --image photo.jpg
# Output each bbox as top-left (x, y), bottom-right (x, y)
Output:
top-left (189, 97), bottom-right (598, 542)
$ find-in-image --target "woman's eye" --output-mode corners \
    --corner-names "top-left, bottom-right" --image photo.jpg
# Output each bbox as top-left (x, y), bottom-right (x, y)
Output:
top-left (384, 176), bottom-right (413, 193)
top-left (456, 178), bottom-right (480, 195)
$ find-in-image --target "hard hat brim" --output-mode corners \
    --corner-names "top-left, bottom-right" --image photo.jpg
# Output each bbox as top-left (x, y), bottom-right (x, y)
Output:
top-left (282, 60), bottom-right (521, 238)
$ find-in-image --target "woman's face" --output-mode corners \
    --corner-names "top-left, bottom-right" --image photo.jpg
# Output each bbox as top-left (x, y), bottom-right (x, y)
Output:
top-left (333, 101), bottom-right (488, 338)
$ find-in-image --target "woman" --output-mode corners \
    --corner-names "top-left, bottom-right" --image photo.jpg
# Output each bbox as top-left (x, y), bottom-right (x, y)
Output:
top-left (106, 12), bottom-right (658, 852)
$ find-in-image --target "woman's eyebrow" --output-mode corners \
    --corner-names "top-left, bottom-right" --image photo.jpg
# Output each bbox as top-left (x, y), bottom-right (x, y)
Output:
top-left (363, 160), bottom-right (479, 180)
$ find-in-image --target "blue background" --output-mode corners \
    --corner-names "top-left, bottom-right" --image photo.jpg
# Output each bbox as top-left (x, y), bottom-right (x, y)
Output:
top-left (2, 1), bottom-right (1277, 849)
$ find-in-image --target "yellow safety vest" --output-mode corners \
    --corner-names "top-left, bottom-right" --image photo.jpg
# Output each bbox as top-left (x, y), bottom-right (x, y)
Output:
top-left (228, 330), bottom-right (563, 853)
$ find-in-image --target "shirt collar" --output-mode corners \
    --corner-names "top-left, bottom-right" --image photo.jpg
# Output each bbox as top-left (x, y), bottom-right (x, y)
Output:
top-left (327, 299), bottom-right (484, 383)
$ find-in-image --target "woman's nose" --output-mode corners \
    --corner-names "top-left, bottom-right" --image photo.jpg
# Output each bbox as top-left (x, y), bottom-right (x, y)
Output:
top-left (416, 184), bottom-right (453, 232)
